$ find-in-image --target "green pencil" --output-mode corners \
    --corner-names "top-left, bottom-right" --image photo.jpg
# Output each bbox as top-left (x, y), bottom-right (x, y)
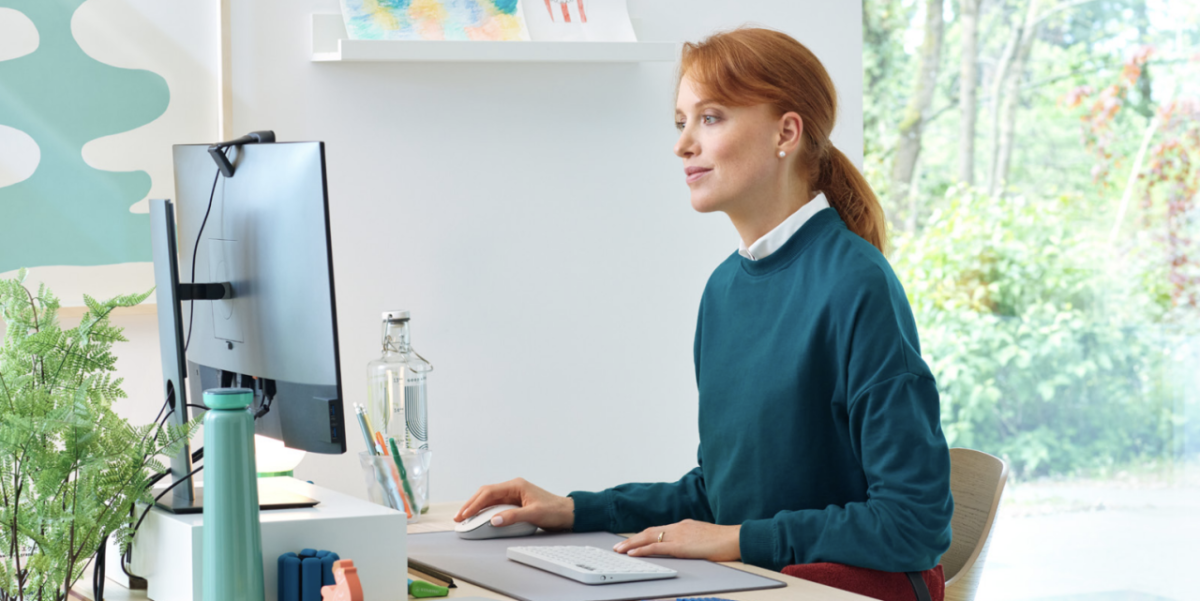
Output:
top-left (388, 437), bottom-right (419, 513)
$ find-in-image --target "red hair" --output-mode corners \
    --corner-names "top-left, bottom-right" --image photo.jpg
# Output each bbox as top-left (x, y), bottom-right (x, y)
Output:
top-left (680, 28), bottom-right (887, 253)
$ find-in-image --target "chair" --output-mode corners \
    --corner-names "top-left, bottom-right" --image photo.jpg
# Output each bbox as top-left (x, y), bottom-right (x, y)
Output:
top-left (943, 448), bottom-right (1009, 601)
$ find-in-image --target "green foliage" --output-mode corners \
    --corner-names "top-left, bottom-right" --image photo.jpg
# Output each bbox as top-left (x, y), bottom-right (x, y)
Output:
top-left (0, 270), bottom-right (198, 601)
top-left (865, 0), bottom-right (1200, 478)
top-left (892, 187), bottom-right (1183, 478)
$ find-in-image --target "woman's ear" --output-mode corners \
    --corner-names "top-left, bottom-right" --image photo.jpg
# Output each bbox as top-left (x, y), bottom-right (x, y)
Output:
top-left (778, 112), bottom-right (804, 154)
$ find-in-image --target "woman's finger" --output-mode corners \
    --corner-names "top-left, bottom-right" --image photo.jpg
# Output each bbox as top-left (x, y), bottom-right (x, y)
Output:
top-left (459, 479), bottom-right (527, 521)
top-left (627, 542), bottom-right (681, 558)
top-left (490, 503), bottom-right (541, 527)
top-left (455, 485), bottom-right (495, 520)
top-left (455, 488), bottom-right (486, 521)
top-left (614, 527), bottom-right (667, 553)
top-left (458, 485), bottom-right (507, 521)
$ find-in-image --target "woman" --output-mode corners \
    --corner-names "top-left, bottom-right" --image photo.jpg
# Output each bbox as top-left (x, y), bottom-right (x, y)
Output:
top-left (455, 27), bottom-right (953, 577)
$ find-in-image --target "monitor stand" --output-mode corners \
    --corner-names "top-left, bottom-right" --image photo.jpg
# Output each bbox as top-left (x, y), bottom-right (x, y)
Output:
top-left (154, 480), bottom-right (319, 514)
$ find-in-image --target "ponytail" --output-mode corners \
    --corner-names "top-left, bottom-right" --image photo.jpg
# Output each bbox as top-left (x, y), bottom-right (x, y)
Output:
top-left (816, 145), bottom-right (888, 254)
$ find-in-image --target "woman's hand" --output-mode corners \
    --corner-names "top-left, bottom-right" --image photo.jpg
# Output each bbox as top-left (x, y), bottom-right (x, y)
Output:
top-left (454, 478), bottom-right (575, 531)
top-left (613, 519), bottom-right (742, 562)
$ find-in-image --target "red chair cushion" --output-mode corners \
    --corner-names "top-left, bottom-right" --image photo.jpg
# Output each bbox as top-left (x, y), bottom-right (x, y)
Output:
top-left (781, 562), bottom-right (945, 601)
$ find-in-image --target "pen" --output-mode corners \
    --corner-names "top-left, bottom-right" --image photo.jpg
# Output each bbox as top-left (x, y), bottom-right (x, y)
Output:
top-left (353, 404), bottom-right (376, 456)
top-left (375, 431), bottom-right (388, 455)
top-left (383, 458), bottom-right (413, 518)
top-left (408, 559), bottom-right (457, 588)
top-left (388, 437), bottom-right (419, 514)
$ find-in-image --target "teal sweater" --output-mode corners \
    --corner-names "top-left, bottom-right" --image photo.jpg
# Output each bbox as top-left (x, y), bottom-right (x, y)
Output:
top-left (569, 208), bottom-right (953, 573)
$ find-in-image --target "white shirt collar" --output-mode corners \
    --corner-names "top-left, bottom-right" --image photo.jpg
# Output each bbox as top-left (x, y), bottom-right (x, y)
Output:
top-left (738, 193), bottom-right (831, 261)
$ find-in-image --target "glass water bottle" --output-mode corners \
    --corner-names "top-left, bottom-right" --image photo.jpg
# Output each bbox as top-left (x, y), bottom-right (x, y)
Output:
top-left (366, 311), bottom-right (434, 451)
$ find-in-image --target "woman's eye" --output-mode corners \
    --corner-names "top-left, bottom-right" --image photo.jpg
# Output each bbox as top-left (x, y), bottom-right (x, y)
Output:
top-left (702, 115), bottom-right (719, 125)
top-left (675, 120), bottom-right (686, 131)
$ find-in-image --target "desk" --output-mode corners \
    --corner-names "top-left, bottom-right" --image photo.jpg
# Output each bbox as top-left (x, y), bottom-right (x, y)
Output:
top-left (73, 502), bottom-right (871, 600)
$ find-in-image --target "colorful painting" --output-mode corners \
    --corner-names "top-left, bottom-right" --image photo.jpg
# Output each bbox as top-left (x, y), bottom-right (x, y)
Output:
top-left (340, 0), bottom-right (530, 41)
top-left (0, 1), bottom-right (218, 307)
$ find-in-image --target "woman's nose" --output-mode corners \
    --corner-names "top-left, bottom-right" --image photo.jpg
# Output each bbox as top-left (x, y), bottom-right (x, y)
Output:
top-left (674, 131), bottom-right (695, 158)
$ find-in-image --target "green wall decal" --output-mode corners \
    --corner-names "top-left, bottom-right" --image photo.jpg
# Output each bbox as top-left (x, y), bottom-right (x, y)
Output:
top-left (0, 0), bottom-right (168, 272)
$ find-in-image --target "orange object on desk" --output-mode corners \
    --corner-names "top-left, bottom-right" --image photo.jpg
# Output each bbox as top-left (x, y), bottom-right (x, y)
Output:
top-left (321, 559), bottom-right (364, 601)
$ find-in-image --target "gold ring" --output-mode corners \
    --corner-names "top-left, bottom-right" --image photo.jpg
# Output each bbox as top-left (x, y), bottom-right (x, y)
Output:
top-left (657, 531), bottom-right (665, 543)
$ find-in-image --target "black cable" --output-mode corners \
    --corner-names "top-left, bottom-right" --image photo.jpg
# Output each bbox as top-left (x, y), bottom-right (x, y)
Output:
top-left (253, 393), bottom-right (275, 420)
top-left (150, 408), bottom-right (174, 446)
top-left (119, 506), bottom-right (139, 582)
top-left (150, 400), bottom-right (168, 431)
top-left (93, 534), bottom-right (106, 601)
top-left (131, 464), bottom-right (205, 539)
top-left (145, 446), bottom-right (205, 489)
top-left (184, 156), bottom-right (224, 352)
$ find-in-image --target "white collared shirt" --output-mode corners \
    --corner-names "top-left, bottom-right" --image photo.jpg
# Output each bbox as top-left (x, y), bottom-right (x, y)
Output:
top-left (738, 193), bottom-right (831, 261)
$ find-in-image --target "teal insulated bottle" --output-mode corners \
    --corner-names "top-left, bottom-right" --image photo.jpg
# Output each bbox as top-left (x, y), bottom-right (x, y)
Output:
top-left (202, 388), bottom-right (265, 601)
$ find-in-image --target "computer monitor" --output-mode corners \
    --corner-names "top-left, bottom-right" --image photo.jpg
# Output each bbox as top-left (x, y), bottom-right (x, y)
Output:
top-left (150, 137), bottom-right (346, 513)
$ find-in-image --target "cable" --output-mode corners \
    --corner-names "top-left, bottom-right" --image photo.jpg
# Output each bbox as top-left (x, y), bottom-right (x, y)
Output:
top-left (93, 534), bottom-right (107, 601)
top-left (150, 399), bottom-right (168, 431)
top-left (150, 408), bottom-right (174, 447)
top-left (120, 461), bottom-right (197, 586)
top-left (184, 154), bottom-right (225, 352)
top-left (253, 393), bottom-right (275, 420)
top-left (131, 464), bottom-right (205, 541)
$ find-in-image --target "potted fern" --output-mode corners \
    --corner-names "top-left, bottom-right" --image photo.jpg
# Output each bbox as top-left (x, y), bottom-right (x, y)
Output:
top-left (0, 270), bottom-right (196, 601)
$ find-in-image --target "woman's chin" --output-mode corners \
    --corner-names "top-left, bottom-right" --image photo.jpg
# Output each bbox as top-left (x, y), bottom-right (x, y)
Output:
top-left (689, 192), bottom-right (727, 214)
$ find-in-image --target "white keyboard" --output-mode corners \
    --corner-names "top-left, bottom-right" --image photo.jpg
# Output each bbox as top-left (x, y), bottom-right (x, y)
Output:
top-left (506, 545), bottom-right (678, 585)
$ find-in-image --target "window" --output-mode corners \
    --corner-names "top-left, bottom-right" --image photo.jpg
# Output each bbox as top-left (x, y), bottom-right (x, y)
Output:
top-left (865, 0), bottom-right (1200, 597)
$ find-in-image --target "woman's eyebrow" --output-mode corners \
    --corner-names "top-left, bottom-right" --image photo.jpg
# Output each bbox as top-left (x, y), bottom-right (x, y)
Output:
top-left (676, 100), bottom-right (720, 115)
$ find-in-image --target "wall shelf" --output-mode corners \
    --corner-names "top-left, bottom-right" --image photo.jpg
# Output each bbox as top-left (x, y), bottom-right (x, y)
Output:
top-left (311, 13), bottom-right (678, 63)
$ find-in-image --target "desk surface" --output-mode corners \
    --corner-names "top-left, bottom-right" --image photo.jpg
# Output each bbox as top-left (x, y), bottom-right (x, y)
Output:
top-left (74, 502), bottom-right (871, 601)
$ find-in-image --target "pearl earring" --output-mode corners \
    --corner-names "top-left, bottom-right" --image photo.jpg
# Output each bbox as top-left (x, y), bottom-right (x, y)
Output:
top-left (778, 151), bottom-right (786, 158)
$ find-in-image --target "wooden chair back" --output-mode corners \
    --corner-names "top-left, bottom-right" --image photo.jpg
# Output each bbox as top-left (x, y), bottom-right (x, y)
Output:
top-left (943, 448), bottom-right (1008, 601)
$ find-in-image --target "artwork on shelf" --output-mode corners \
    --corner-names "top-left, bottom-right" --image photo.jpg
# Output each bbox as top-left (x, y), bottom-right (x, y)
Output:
top-left (340, 0), bottom-right (531, 41)
top-left (521, 0), bottom-right (636, 42)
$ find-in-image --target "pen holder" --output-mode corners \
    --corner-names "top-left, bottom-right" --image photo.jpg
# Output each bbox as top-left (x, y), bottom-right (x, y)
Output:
top-left (358, 449), bottom-right (431, 523)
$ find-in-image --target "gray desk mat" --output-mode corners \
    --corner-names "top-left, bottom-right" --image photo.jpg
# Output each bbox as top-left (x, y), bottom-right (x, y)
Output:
top-left (408, 530), bottom-right (785, 601)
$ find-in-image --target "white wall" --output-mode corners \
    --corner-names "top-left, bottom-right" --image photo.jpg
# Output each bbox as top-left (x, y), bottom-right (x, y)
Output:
top-left (226, 0), bottom-right (863, 504)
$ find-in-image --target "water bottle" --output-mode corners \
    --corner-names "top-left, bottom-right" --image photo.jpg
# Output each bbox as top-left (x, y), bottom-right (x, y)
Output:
top-left (366, 311), bottom-right (433, 451)
top-left (202, 388), bottom-right (265, 601)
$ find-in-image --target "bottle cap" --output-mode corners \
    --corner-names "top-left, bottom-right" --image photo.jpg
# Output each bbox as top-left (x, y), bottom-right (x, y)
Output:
top-left (382, 310), bottom-right (410, 322)
top-left (204, 387), bottom-right (254, 410)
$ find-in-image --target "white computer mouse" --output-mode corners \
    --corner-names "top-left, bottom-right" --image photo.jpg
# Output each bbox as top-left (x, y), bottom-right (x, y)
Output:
top-left (455, 504), bottom-right (539, 540)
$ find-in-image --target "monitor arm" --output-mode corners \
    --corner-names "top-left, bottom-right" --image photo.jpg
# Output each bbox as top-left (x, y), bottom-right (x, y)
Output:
top-left (178, 282), bottom-right (232, 301)
top-left (149, 200), bottom-right (232, 512)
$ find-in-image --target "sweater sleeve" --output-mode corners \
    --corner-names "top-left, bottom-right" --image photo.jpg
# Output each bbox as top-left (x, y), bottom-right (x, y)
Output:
top-left (738, 373), bottom-right (954, 572)
top-left (568, 447), bottom-right (715, 533)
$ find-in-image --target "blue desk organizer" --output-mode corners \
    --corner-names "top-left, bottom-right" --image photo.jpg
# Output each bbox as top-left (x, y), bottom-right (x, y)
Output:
top-left (278, 549), bottom-right (340, 601)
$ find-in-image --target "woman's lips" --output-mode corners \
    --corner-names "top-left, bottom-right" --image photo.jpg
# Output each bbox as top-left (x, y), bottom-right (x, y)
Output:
top-left (686, 167), bottom-right (712, 184)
